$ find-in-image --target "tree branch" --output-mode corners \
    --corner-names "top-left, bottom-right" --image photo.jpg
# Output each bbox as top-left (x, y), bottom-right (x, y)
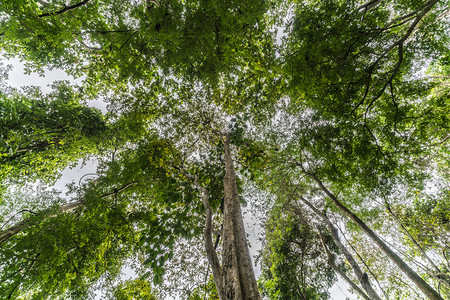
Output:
top-left (350, 0), bottom-right (439, 116)
top-left (0, 182), bottom-right (136, 244)
top-left (176, 167), bottom-right (223, 293)
top-left (38, 0), bottom-right (90, 18)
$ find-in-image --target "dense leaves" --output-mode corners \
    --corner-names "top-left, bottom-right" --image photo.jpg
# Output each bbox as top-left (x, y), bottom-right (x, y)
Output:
top-left (0, 82), bottom-right (107, 186)
top-left (0, 0), bottom-right (449, 299)
top-left (260, 206), bottom-right (336, 299)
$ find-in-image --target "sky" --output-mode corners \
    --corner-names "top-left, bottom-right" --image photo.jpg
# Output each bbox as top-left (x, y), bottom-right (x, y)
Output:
top-left (2, 57), bottom-right (355, 299)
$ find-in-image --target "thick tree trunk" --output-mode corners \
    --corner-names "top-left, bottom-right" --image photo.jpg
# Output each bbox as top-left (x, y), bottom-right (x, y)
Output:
top-left (304, 171), bottom-right (444, 300)
top-left (191, 135), bottom-right (260, 300)
top-left (220, 135), bottom-right (260, 300)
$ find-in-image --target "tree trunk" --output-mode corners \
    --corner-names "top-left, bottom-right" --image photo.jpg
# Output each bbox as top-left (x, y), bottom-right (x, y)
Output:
top-left (317, 229), bottom-right (371, 300)
top-left (192, 135), bottom-right (260, 300)
top-left (305, 171), bottom-right (443, 300)
top-left (300, 198), bottom-right (381, 300)
top-left (220, 134), bottom-right (260, 300)
top-left (0, 182), bottom-right (134, 244)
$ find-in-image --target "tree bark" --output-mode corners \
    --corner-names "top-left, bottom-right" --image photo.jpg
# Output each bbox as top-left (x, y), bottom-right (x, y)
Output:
top-left (303, 170), bottom-right (443, 300)
top-left (220, 134), bottom-right (261, 300)
top-left (186, 135), bottom-right (260, 300)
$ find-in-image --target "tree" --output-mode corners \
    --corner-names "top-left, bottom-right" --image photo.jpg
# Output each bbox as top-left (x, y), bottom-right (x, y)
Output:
top-left (107, 278), bottom-right (158, 300)
top-left (0, 82), bottom-right (108, 188)
top-left (260, 204), bottom-right (336, 299)
top-left (0, 0), bottom-right (449, 299)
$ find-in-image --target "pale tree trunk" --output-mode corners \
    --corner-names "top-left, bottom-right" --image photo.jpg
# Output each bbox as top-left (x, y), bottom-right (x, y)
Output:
top-left (299, 198), bottom-right (382, 300)
top-left (189, 135), bottom-right (260, 300)
top-left (220, 135), bottom-right (260, 300)
top-left (0, 201), bottom-right (83, 243)
top-left (385, 201), bottom-right (450, 289)
top-left (299, 168), bottom-right (444, 300)
top-left (317, 229), bottom-right (371, 300)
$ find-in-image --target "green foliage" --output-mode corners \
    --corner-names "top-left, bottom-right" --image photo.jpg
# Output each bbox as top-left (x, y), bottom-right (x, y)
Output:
top-left (186, 276), bottom-right (219, 300)
top-left (0, 195), bottom-right (133, 299)
top-left (0, 82), bottom-right (108, 186)
top-left (0, 0), bottom-right (273, 86)
top-left (397, 191), bottom-right (450, 251)
top-left (0, 0), bottom-right (449, 298)
top-left (260, 206), bottom-right (336, 299)
top-left (108, 279), bottom-right (158, 300)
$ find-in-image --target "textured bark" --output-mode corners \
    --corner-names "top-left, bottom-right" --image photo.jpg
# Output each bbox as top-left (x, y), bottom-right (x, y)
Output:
top-left (303, 171), bottom-right (443, 300)
top-left (300, 198), bottom-right (381, 300)
top-left (220, 135), bottom-right (261, 300)
top-left (184, 135), bottom-right (260, 299)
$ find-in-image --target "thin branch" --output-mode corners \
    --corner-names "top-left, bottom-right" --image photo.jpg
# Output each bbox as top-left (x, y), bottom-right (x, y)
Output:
top-left (357, 0), bottom-right (384, 14)
top-left (383, 0), bottom-right (434, 29)
top-left (119, 31), bottom-right (139, 50)
top-left (78, 173), bottom-right (99, 185)
top-left (439, 135), bottom-right (450, 145)
top-left (78, 29), bottom-right (134, 35)
top-left (38, 0), bottom-right (90, 18)
top-left (350, 0), bottom-right (439, 116)
top-left (0, 210), bottom-right (37, 230)
top-left (384, 200), bottom-right (442, 274)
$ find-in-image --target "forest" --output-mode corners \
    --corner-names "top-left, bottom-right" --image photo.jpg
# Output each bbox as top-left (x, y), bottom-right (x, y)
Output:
top-left (0, 0), bottom-right (449, 299)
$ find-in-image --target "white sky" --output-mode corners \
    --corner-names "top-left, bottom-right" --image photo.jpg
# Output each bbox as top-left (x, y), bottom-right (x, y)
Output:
top-left (2, 57), bottom-right (355, 299)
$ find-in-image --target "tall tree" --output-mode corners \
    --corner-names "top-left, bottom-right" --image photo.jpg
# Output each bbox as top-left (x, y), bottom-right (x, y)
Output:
top-left (0, 0), bottom-right (449, 299)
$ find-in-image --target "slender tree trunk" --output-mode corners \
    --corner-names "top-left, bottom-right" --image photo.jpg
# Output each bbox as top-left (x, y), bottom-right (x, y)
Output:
top-left (220, 134), bottom-right (261, 300)
top-left (385, 202), bottom-right (450, 289)
top-left (303, 170), bottom-right (443, 300)
top-left (317, 229), bottom-right (371, 300)
top-left (299, 198), bottom-right (382, 300)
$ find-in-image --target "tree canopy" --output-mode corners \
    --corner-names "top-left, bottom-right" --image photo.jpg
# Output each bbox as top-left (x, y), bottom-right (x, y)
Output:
top-left (0, 0), bottom-right (449, 299)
